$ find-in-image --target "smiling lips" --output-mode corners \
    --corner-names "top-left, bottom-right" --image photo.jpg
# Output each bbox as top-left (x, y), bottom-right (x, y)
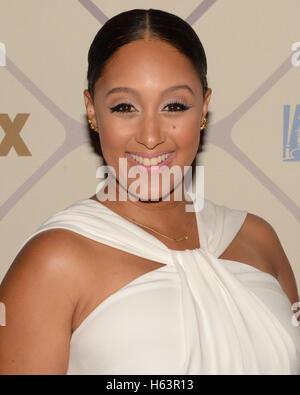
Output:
top-left (127, 152), bottom-right (173, 166)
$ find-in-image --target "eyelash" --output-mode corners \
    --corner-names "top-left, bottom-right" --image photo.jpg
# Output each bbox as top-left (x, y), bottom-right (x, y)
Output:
top-left (109, 100), bottom-right (191, 114)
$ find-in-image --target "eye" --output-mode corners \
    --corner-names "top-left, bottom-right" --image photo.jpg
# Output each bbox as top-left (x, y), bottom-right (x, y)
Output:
top-left (163, 101), bottom-right (191, 112)
top-left (109, 103), bottom-right (136, 114)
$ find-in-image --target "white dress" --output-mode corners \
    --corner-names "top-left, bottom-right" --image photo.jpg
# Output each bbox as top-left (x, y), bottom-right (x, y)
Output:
top-left (14, 192), bottom-right (300, 375)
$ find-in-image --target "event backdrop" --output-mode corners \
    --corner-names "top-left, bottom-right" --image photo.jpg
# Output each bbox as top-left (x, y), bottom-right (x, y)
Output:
top-left (0, 1), bottom-right (300, 292)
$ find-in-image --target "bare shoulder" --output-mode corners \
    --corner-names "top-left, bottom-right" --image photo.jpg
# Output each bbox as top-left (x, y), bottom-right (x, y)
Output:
top-left (3, 228), bottom-right (90, 298)
top-left (0, 228), bottom-right (91, 374)
top-left (238, 212), bottom-right (299, 305)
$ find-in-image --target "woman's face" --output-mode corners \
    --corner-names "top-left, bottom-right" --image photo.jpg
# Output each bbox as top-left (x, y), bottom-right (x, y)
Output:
top-left (84, 38), bottom-right (211, 202)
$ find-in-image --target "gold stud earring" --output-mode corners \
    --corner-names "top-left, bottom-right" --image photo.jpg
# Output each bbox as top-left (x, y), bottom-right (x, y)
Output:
top-left (200, 117), bottom-right (207, 130)
top-left (88, 119), bottom-right (99, 132)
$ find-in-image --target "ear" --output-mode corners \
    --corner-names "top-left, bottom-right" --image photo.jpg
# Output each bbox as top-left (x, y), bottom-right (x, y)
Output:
top-left (201, 88), bottom-right (212, 123)
top-left (84, 89), bottom-right (99, 131)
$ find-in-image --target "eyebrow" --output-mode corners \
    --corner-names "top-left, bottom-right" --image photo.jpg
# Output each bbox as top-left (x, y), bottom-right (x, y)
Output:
top-left (105, 84), bottom-right (195, 98)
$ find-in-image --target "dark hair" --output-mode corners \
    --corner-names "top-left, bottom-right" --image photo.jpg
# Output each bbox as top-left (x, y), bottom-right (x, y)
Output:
top-left (87, 8), bottom-right (208, 100)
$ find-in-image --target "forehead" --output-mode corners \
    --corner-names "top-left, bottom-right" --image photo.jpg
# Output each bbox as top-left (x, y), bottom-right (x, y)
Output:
top-left (94, 39), bottom-right (202, 95)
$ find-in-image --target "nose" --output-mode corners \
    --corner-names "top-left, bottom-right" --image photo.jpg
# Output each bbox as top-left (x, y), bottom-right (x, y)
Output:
top-left (134, 113), bottom-right (166, 149)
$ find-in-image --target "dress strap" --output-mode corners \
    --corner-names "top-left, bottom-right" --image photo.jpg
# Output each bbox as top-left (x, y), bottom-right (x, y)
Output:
top-left (198, 198), bottom-right (248, 258)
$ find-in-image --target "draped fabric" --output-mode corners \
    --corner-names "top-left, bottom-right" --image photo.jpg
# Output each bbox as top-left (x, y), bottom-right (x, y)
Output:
top-left (14, 191), bottom-right (300, 375)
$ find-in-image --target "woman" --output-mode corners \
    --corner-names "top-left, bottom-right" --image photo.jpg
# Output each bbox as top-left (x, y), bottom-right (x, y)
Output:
top-left (0, 8), bottom-right (299, 375)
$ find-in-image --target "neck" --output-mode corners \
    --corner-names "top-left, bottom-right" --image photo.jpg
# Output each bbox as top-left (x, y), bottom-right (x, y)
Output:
top-left (100, 177), bottom-right (194, 212)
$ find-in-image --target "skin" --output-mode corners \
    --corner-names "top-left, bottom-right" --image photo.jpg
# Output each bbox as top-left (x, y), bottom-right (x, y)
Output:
top-left (0, 38), bottom-right (298, 375)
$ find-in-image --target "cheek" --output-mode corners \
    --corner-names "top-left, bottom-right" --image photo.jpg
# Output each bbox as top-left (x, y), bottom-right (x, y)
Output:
top-left (99, 120), bottom-right (133, 151)
top-left (172, 121), bottom-right (200, 150)
top-left (181, 130), bottom-right (199, 148)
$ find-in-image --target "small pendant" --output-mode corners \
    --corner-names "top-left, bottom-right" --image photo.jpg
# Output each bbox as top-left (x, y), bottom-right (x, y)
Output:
top-left (174, 235), bottom-right (188, 242)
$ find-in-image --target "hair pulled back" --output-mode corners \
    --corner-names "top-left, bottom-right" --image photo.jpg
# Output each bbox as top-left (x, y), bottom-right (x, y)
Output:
top-left (87, 8), bottom-right (208, 100)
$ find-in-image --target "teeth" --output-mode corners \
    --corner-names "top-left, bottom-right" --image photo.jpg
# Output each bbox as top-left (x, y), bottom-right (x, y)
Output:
top-left (150, 157), bottom-right (158, 166)
top-left (129, 153), bottom-right (171, 166)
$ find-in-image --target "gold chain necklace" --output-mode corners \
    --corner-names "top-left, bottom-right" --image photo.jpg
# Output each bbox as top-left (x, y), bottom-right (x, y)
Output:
top-left (120, 212), bottom-right (197, 242)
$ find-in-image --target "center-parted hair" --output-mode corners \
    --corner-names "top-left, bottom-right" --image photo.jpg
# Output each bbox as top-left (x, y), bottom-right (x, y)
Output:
top-left (87, 8), bottom-right (208, 100)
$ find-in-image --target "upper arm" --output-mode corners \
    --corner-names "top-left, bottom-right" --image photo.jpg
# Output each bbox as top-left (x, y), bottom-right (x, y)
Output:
top-left (244, 213), bottom-right (299, 306)
top-left (0, 229), bottom-right (80, 374)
